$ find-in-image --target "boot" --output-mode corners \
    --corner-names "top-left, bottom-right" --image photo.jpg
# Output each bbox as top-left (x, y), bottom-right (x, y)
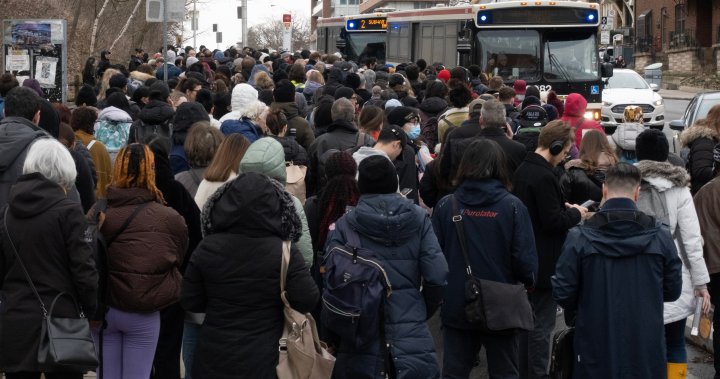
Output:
top-left (667, 362), bottom-right (687, 379)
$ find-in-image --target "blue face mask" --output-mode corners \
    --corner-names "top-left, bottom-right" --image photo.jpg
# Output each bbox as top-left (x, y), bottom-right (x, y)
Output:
top-left (406, 123), bottom-right (421, 140)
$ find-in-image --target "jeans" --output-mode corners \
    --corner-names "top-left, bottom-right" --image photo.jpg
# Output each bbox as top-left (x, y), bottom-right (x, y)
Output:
top-left (665, 318), bottom-right (687, 363)
top-left (182, 320), bottom-right (202, 379)
top-left (707, 273), bottom-right (720, 378)
top-left (92, 306), bottom-right (161, 379)
top-left (442, 325), bottom-right (520, 379)
top-left (5, 373), bottom-right (82, 379)
top-left (518, 288), bottom-right (556, 379)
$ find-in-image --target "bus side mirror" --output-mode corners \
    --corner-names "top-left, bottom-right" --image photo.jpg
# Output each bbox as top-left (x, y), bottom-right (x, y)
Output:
top-left (601, 63), bottom-right (613, 78)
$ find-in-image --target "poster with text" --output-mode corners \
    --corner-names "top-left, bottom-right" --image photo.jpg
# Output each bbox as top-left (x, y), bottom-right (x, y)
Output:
top-left (35, 57), bottom-right (57, 88)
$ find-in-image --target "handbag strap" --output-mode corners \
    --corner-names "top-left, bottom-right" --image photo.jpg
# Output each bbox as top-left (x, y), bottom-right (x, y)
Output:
top-left (106, 202), bottom-right (151, 247)
top-left (279, 240), bottom-right (292, 306)
top-left (450, 195), bottom-right (473, 278)
top-left (3, 207), bottom-right (48, 317)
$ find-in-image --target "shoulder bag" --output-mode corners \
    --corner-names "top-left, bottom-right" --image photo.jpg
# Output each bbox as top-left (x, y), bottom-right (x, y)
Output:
top-left (277, 241), bottom-right (335, 379)
top-left (451, 195), bottom-right (534, 333)
top-left (2, 207), bottom-right (98, 372)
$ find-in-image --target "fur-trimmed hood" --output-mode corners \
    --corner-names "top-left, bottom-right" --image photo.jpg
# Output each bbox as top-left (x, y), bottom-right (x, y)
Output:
top-left (130, 71), bottom-right (155, 83)
top-left (200, 172), bottom-right (301, 241)
top-left (679, 123), bottom-right (719, 147)
top-left (635, 160), bottom-right (690, 192)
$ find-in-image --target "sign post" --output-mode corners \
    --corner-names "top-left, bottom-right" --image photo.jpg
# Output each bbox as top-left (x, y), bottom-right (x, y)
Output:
top-left (282, 14), bottom-right (292, 52)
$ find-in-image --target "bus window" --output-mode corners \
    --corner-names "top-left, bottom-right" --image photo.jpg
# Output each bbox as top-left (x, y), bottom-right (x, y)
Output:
top-left (544, 31), bottom-right (599, 82)
top-left (346, 32), bottom-right (387, 63)
top-left (476, 30), bottom-right (541, 82)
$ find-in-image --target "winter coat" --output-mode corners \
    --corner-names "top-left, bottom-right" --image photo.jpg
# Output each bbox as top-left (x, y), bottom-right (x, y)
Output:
top-left (128, 100), bottom-right (174, 144)
top-left (561, 93), bottom-right (605, 148)
top-left (303, 80), bottom-right (323, 102)
top-left (419, 160), bottom-right (442, 208)
top-left (694, 177), bottom-right (720, 275)
top-left (431, 179), bottom-right (537, 330)
top-left (326, 193), bottom-right (448, 379)
top-left (552, 198), bottom-right (682, 379)
top-left (479, 126), bottom-right (527, 175)
top-left (219, 117), bottom-right (261, 142)
top-left (73, 140), bottom-right (97, 188)
top-left (102, 186), bottom-right (188, 312)
top-left (395, 140), bottom-right (419, 202)
top-left (306, 119), bottom-right (375, 197)
top-left (636, 160), bottom-right (710, 323)
top-left (195, 173), bottom-right (237, 211)
top-left (512, 152), bottom-right (582, 288)
top-left (438, 107), bottom-right (469, 144)
top-left (611, 122), bottom-right (646, 163)
top-left (418, 97), bottom-right (448, 150)
top-left (271, 102), bottom-right (315, 152)
top-left (0, 117), bottom-right (48, 208)
top-left (70, 148), bottom-right (97, 213)
top-left (680, 123), bottom-right (719, 194)
top-left (130, 71), bottom-right (154, 87)
top-left (155, 63), bottom-right (182, 80)
top-left (559, 160), bottom-right (603, 205)
top-left (175, 167), bottom-right (207, 198)
top-left (75, 130), bottom-right (112, 198)
top-left (0, 173), bottom-right (98, 372)
top-left (269, 135), bottom-right (308, 166)
top-left (239, 138), bottom-right (314, 268)
top-left (181, 173), bottom-right (319, 379)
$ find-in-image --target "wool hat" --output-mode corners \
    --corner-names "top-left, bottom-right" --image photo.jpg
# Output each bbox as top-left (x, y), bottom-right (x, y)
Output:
top-left (109, 73), bottom-right (128, 89)
top-left (513, 79), bottom-right (527, 95)
top-left (387, 106), bottom-right (417, 128)
top-left (468, 98), bottom-right (486, 117)
top-left (149, 81), bottom-right (170, 100)
top-left (518, 105), bottom-right (548, 128)
top-left (384, 98), bottom-right (402, 111)
top-left (542, 104), bottom-right (559, 122)
top-left (437, 69), bottom-right (451, 83)
top-left (166, 49), bottom-right (176, 61)
top-left (273, 79), bottom-right (295, 103)
top-left (173, 102), bottom-right (209, 135)
top-left (636, 129), bottom-right (669, 162)
top-left (22, 78), bottom-right (44, 98)
top-left (334, 87), bottom-right (355, 101)
top-left (186, 56), bottom-right (199, 67)
top-left (358, 155), bottom-right (398, 195)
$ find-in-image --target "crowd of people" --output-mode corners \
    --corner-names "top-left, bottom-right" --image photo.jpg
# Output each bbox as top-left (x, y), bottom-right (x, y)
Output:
top-left (0, 43), bottom-right (719, 379)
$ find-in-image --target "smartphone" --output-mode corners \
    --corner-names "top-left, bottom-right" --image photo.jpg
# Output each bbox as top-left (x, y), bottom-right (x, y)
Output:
top-left (580, 200), bottom-right (596, 208)
top-left (400, 188), bottom-right (413, 197)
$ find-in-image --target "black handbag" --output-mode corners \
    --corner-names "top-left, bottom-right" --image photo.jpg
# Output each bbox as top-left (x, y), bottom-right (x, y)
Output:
top-left (3, 207), bottom-right (98, 372)
top-left (451, 195), bottom-right (534, 333)
top-left (550, 327), bottom-right (575, 379)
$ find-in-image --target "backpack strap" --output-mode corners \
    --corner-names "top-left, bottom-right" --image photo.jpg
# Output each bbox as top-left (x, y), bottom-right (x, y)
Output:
top-left (440, 115), bottom-right (459, 129)
top-left (337, 216), bottom-right (362, 249)
top-left (87, 140), bottom-right (97, 150)
top-left (450, 195), bottom-right (473, 278)
top-left (105, 202), bottom-right (152, 247)
top-left (356, 130), bottom-right (366, 148)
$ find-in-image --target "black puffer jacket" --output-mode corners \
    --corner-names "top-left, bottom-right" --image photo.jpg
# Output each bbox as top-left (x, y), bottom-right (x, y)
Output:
top-left (0, 173), bottom-right (98, 372)
top-left (128, 99), bottom-right (175, 144)
top-left (680, 123), bottom-right (719, 194)
top-left (559, 160), bottom-right (603, 205)
top-left (181, 173), bottom-right (318, 379)
top-left (269, 135), bottom-right (308, 166)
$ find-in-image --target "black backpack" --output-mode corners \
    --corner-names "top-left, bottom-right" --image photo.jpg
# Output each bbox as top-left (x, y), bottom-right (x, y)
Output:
top-left (134, 119), bottom-right (172, 153)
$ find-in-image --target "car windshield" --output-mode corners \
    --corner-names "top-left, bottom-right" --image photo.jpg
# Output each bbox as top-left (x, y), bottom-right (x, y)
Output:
top-left (476, 30), bottom-right (541, 82)
top-left (696, 98), bottom-right (720, 121)
top-left (346, 32), bottom-right (386, 63)
top-left (544, 30), bottom-right (599, 82)
top-left (605, 71), bottom-right (650, 89)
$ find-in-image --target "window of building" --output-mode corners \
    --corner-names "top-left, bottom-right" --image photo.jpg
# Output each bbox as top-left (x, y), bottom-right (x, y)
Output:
top-left (414, 2), bottom-right (433, 9)
top-left (675, 4), bottom-right (685, 33)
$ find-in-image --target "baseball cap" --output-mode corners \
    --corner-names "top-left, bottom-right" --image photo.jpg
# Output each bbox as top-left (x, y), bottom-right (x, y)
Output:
top-left (518, 105), bottom-right (548, 128)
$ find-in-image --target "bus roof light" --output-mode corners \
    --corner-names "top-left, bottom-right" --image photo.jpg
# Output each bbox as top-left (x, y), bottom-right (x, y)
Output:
top-left (535, 2), bottom-right (542, 5)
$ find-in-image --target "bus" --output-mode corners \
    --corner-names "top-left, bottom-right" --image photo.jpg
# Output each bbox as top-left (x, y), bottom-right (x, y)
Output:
top-left (386, 1), bottom-right (611, 121)
top-left (317, 13), bottom-right (388, 63)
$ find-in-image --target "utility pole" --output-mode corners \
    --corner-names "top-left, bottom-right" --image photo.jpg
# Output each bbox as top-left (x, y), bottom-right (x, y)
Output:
top-left (162, 0), bottom-right (168, 82)
top-left (242, 0), bottom-right (248, 49)
top-left (193, 0), bottom-right (197, 49)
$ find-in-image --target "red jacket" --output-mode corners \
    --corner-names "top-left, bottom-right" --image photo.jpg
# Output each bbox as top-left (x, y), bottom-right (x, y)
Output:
top-left (561, 93), bottom-right (604, 148)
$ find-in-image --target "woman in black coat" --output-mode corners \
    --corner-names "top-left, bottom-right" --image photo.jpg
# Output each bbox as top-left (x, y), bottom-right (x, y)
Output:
top-left (266, 108), bottom-right (308, 166)
top-left (559, 130), bottom-right (618, 207)
top-left (680, 104), bottom-right (720, 194)
top-left (0, 139), bottom-right (98, 379)
top-left (181, 172), bottom-right (319, 379)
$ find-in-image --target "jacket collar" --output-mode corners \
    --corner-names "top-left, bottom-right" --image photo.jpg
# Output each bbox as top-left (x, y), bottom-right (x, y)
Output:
top-left (328, 119), bottom-right (358, 133)
top-left (600, 197), bottom-right (637, 211)
top-left (0, 116), bottom-right (42, 132)
top-left (524, 151), bottom-right (553, 171)
top-left (479, 126), bottom-right (506, 137)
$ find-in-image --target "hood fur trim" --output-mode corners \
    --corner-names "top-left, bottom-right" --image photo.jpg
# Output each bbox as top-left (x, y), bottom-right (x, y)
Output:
top-left (130, 71), bottom-right (154, 82)
top-left (636, 160), bottom-right (690, 191)
top-left (680, 124), bottom-right (719, 147)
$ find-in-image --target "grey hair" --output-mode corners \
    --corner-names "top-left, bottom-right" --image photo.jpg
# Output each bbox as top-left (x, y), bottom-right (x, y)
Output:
top-left (23, 138), bottom-right (77, 190)
top-left (331, 97), bottom-right (355, 122)
top-left (480, 99), bottom-right (507, 128)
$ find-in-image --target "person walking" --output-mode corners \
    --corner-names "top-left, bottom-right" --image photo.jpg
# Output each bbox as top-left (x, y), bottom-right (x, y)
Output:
top-left (553, 162), bottom-right (683, 378)
top-left (432, 139), bottom-right (537, 378)
top-left (0, 139), bottom-right (98, 379)
top-left (71, 106), bottom-right (112, 199)
top-left (181, 172), bottom-right (319, 379)
top-left (680, 104), bottom-right (720, 194)
top-left (175, 122), bottom-right (224, 198)
top-left (97, 143), bottom-right (188, 379)
top-left (560, 130), bottom-right (618, 206)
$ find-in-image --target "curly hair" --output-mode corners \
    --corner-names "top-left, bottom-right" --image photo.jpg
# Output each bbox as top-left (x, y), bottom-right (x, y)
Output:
top-left (111, 143), bottom-right (165, 204)
top-left (317, 152), bottom-right (359, 248)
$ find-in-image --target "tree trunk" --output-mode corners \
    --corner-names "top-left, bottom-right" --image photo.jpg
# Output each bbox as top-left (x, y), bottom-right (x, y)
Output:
top-left (110, 0), bottom-right (143, 51)
top-left (89, 0), bottom-right (111, 54)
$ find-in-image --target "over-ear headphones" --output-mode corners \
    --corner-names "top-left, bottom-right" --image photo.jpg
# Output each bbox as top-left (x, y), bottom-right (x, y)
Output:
top-left (549, 139), bottom-right (566, 156)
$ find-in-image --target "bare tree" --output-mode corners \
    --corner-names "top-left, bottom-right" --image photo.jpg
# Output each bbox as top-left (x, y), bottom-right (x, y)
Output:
top-left (110, 0), bottom-right (143, 51)
top-left (89, 0), bottom-right (111, 54)
top-left (246, 14), bottom-right (313, 51)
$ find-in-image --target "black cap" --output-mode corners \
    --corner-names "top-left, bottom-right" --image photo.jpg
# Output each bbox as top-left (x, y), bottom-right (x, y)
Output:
top-left (358, 155), bottom-right (398, 195)
top-left (518, 105), bottom-right (548, 128)
top-left (636, 129), bottom-right (669, 162)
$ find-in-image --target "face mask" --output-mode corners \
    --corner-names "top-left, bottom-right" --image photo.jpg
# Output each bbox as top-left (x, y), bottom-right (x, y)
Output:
top-left (407, 123), bottom-right (421, 140)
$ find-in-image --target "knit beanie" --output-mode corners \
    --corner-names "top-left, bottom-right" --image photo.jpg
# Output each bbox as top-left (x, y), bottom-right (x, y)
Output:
top-left (334, 86), bottom-right (355, 101)
top-left (358, 155), bottom-right (398, 195)
top-left (636, 129), bottom-right (669, 162)
top-left (437, 69), bottom-right (451, 83)
top-left (173, 102), bottom-right (209, 136)
top-left (273, 79), bottom-right (296, 103)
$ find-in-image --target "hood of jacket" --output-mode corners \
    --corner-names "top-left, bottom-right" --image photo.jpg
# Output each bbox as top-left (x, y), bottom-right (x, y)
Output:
top-left (563, 93), bottom-right (587, 118)
top-left (99, 106), bottom-right (133, 123)
top-left (581, 214), bottom-right (660, 258)
top-left (130, 71), bottom-right (154, 82)
top-left (272, 101), bottom-right (301, 120)
top-left (229, 83), bottom-right (261, 117)
top-left (454, 179), bottom-right (509, 207)
top-left (239, 137), bottom-right (286, 184)
top-left (679, 122), bottom-right (719, 147)
top-left (636, 160), bottom-right (690, 192)
top-left (138, 100), bottom-right (173, 124)
top-left (247, 64), bottom-right (269, 87)
top-left (200, 172), bottom-right (300, 239)
top-left (0, 117), bottom-right (47, 172)
top-left (8, 173), bottom-right (69, 218)
top-left (612, 122), bottom-right (645, 150)
top-left (303, 80), bottom-right (323, 96)
top-left (419, 96), bottom-right (448, 114)
top-left (347, 193), bottom-right (423, 245)
top-left (327, 119), bottom-right (359, 133)
top-left (352, 146), bottom-right (388, 167)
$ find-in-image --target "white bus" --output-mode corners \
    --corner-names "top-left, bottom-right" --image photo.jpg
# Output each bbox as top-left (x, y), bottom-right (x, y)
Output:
top-left (317, 13), bottom-right (388, 63)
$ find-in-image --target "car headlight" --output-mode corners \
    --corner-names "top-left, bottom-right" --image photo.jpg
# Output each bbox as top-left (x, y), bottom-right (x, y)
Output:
top-left (602, 101), bottom-right (612, 107)
top-left (654, 99), bottom-right (664, 106)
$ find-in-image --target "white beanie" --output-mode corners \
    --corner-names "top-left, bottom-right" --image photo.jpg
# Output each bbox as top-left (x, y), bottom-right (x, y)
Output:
top-left (186, 56), bottom-right (199, 67)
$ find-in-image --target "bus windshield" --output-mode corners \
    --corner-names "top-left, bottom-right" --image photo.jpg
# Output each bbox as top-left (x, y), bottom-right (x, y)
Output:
top-left (476, 30), bottom-right (541, 82)
top-left (543, 31), bottom-right (598, 82)
top-left (346, 32), bottom-right (386, 63)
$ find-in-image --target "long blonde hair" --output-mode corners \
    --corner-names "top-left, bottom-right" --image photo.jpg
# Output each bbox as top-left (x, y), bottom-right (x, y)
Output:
top-left (97, 68), bottom-right (120, 101)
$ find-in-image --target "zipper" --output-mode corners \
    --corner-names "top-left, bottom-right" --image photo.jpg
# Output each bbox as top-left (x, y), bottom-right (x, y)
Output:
top-left (331, 246), bottom-right (393, 297)
top-left (322, 297), bottom-right (360, 318)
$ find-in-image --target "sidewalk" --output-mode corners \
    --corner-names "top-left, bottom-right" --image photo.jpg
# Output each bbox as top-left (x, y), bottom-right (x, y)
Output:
top-left (660, 87), bottom-right (713, 101)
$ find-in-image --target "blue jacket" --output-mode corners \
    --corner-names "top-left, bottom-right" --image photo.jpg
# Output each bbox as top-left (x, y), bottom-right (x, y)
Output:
top-left (432, 179), bottom-right (537, 330)
top-left (552, 198), bottom-right (682, 379)
top-left (219, 117), bottom-right (260, 143)
top-left (325, 193), bottom-right (448, 379)
top-left (155, 64), bottom-right (182, 80)
top-left (169, 144), bottom-right (190, 175)
top-left (0, 97), bottom-right (4, 121)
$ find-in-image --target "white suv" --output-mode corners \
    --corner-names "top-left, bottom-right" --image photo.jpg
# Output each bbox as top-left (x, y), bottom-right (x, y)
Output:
top-left (601, 69), bottom-right (665, 130)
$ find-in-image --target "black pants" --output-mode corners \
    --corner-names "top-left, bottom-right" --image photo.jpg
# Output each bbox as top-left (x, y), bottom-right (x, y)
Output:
top-left (707, 273), bottom-right (720, 379)
top-left (5, 373), bottom-right (82, 379)
top-left (442, 325), bottom-right (520, 379)
top-left (151, 302), bottom-right (185, 379)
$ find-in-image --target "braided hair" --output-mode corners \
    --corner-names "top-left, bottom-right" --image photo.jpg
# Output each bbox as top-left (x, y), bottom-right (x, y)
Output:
top-left (111, 143), bottom-right (166, 204)
top-left (317, 151), bottom-right (359, 248)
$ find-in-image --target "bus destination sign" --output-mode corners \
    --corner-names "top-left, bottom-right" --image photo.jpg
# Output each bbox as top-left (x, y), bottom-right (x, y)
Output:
top-left (346, 17), bottom-right (388, 31)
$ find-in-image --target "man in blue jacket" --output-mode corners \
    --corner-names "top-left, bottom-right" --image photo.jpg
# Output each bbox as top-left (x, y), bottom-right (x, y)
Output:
top-left (552, 162), bottom-right (682, 378)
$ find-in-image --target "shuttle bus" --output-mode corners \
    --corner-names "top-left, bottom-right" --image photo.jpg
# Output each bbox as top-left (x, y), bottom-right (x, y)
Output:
top-left (386, 1), bottom-right (610, 121)
top-left (317, 13), bottom-right (388, 63)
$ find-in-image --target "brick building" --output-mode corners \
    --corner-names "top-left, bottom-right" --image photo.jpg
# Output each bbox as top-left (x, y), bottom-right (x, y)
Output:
top-left (634, 0), bottom-right (720, 73)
